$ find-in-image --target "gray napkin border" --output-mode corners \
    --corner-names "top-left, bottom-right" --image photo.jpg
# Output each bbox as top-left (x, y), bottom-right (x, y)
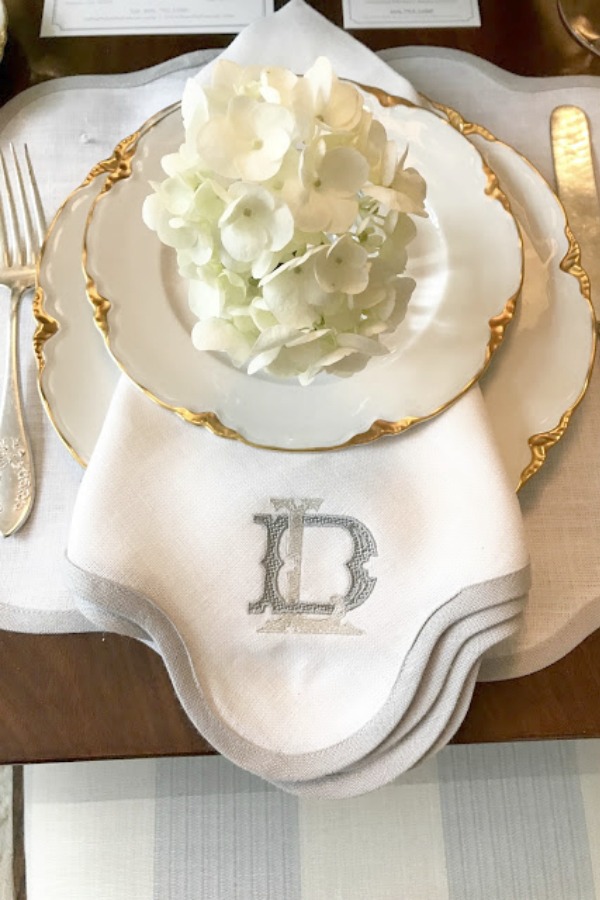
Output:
top-left (66, 558), bottom-right (530, 782)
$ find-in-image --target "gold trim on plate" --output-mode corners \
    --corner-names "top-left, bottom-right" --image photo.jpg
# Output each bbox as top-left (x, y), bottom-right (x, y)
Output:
top-left (34, 107), bottom-right (178, 468)
top-left (518, 222), bottom-right (596, 489)
top-left (82, 88), bottom-right (523, 454)
top-left (33, 170), bottom-right (109, 470)
top-left (37, 88), bottom-right (591, 490)
top-left (429, 98), bottom-right (597, 490)
top-left (33, 152), bottom-right (136, 470)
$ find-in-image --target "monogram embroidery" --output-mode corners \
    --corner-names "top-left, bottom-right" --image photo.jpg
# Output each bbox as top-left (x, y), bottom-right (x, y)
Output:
top-left (250, 498), bottom-right (378, 635)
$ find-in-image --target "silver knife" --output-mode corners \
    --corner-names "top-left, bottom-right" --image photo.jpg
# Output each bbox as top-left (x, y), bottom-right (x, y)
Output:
top-left (550, 105), bottom-right (600, 334)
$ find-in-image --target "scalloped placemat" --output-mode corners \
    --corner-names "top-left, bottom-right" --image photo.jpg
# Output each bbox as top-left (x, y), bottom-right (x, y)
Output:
top-left (0, 45), bottom-right (598, 679)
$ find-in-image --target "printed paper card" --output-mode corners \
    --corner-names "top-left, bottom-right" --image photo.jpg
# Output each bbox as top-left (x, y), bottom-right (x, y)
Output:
top-left (343, 0), bottom-right (481, 29)
top-left (41, 0), bottom-right (275, 37)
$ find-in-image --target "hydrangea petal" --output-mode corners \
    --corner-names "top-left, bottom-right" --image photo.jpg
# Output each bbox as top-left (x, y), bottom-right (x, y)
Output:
top-left (315, 236), bottom-right (370, 294)
top-left (191, 317), bottom-right (253, 366)
top-left (247, 347), bottom-right (282, 375)
top-left (319, 147), bottom-right (369, 194)
top-left (337, 333), bottom-right (390, 356)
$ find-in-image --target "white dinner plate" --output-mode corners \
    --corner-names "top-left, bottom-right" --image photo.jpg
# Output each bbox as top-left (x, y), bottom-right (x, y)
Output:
top-left (81, 94), bottom-right (522, 450)
top-left (34, 106), bottom-right (595, 485)
top-left (469, 135), bottom-right (595, 487)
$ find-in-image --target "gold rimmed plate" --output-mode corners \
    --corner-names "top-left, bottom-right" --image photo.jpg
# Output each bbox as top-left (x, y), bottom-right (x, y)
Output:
top-left (434, 103), bottom-right (596, 488)
top-left (79, 91), bottom-right (523, 451)
top-left (34, 109), bottom-right (178, 467)
top-left (35, 96), bottom-right (593, 484)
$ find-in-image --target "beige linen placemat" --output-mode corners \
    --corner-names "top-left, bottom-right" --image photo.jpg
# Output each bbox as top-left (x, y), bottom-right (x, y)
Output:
top-left (0, 44), bottom-right (597, 679)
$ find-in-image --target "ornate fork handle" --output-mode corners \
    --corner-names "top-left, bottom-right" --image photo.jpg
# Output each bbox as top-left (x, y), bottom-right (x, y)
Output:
top-left (0, 284), bottom-right (34, 536)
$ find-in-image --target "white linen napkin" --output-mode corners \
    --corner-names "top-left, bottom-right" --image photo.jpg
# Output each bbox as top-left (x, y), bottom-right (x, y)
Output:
top-left (67, 374), bottom-right (528, 785)
top-left (272, 600), bottom-right (523, 797)
top-left (198, 0), bottom-right (421, 102)
top-left (65, 0), bottom-right (529, 792)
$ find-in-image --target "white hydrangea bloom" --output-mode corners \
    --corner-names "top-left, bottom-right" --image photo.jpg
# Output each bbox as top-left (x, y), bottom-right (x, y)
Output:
top-left (314, 235), bottom-right (370, 295)
top-left (301, 56), bottom-right (365, 133)
top-left (295, 142), bottom-right (369, 233)
top-left (218, 182), bottom-right (294, 262)
top-left (260, 247), bottom-right (331, 328)
top-left (143, 56), bottom-right (428, 384)
top-left (363, 147), bottom-right (428, 216)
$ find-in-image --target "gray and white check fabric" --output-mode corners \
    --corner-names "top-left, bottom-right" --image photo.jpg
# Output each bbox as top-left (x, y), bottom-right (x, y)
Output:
top-left (24, 742), bottom-right (600, 900)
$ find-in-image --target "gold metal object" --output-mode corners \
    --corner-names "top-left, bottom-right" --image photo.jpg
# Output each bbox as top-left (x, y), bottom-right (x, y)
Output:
top-left (551, 105), bottom-right (600, 333)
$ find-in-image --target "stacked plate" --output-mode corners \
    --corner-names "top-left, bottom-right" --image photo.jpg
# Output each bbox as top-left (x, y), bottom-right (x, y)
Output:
top-left (35, 86), bottom-right (595, 485)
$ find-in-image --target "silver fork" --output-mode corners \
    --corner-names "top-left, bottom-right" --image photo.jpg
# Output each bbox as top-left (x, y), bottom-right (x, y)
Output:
top-left (0, 145), bottom-right (45, 536)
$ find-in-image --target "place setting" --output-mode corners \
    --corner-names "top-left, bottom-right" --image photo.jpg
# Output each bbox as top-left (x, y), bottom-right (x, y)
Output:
top-left (0, 0), bottom-right (598, 794)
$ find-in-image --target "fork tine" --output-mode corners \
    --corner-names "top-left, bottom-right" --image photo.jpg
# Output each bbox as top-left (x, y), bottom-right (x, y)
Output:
top-left (0, 149), bottom-right (15, 267)
top-left (23, 145), bottom-right (46, 252)
top-left (10, 144), bottom-right (34, 265)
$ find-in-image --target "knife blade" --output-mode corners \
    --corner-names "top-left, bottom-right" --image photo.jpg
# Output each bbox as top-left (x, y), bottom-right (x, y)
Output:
top-left (550, 105), bottom-right (600, 333)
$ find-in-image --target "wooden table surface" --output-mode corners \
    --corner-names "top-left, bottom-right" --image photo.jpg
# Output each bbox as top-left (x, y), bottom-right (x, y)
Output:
top-left (1, 0), bottom-right (600, 763)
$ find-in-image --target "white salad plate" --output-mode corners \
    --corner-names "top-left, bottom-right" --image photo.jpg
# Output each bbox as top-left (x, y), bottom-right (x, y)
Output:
top-left (80, 96), bottom-right (522, 451)
top-left (34, 105), bottom-right (594, 484)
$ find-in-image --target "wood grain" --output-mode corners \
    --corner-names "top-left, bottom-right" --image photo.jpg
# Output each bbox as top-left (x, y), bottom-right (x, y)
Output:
top-left (2, 0), bottom-right (600, 101)
top-left (0, 625), bottom-right (598, 762)
top-left (0, 0), bottom-right (599, 762)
